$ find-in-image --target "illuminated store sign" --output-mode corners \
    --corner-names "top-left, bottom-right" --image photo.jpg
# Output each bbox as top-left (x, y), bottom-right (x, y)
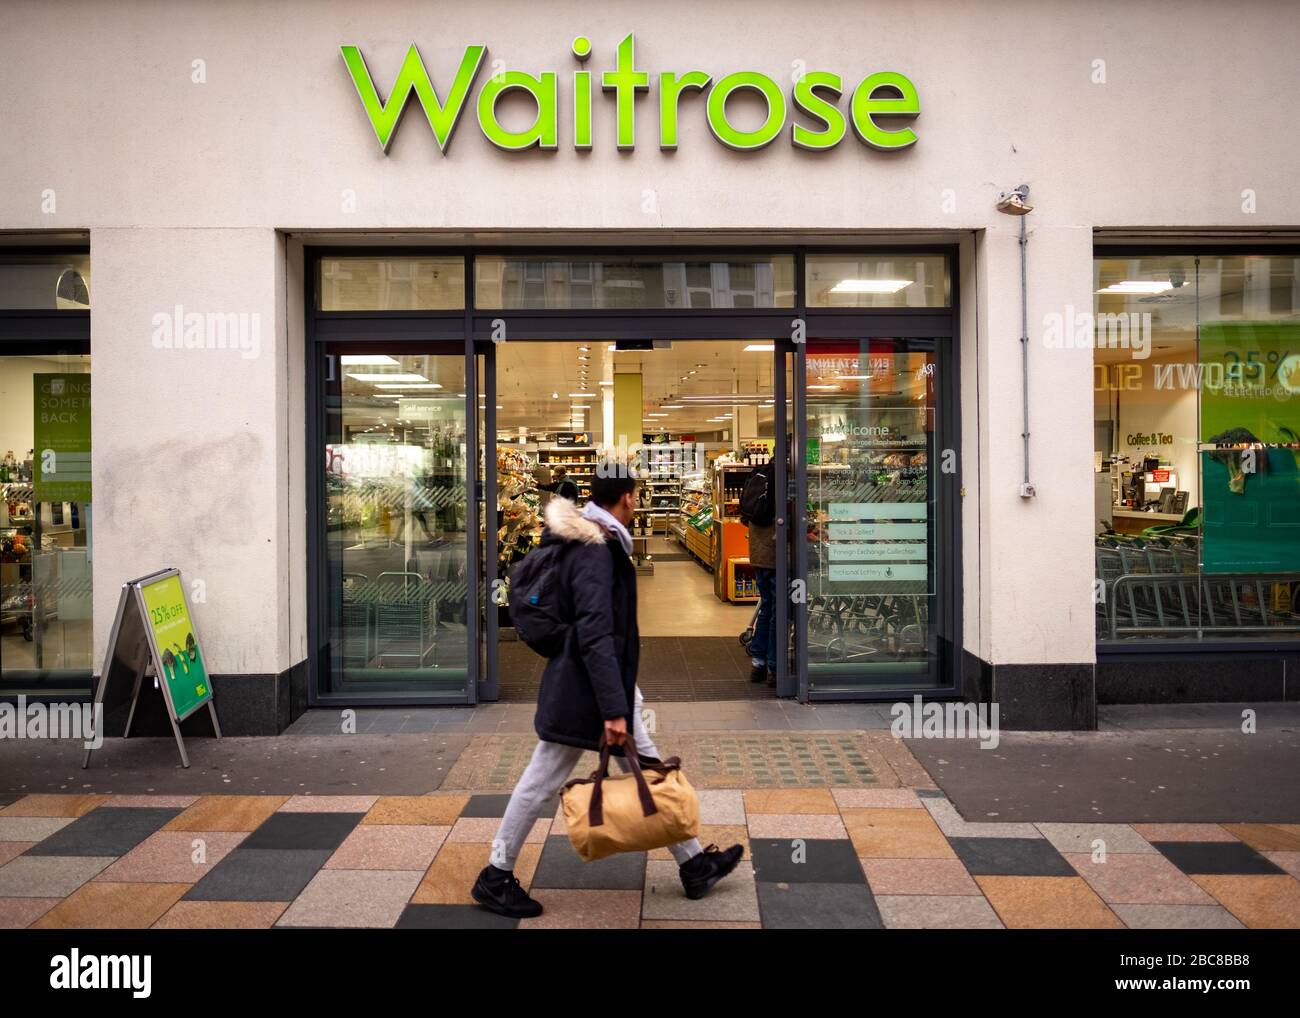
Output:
top-left (341, 34), bottom-right (919, 154)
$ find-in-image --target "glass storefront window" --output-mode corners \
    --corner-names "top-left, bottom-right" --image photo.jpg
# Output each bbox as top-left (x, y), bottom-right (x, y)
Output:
top-left (0, 255), bottom-right (91, 309)
top-left (321, 349), bottom-right (469, 698)
top-left (1, 353), bottom-right (92, 693)
top-left (805, 339), bottom-right (941, 690)
top-left (1093, 251), bottom-right (1300, 643)
top-left (475, 254), bottom-right (795, 309)
top-left (316, 257), bottom-right (465, 310)
top-left (806, 254), bottom-right (949, 308)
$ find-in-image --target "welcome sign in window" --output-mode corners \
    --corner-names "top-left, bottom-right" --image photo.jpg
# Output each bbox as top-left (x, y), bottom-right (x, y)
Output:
top-left (805, 340), bottom-right (939, 690)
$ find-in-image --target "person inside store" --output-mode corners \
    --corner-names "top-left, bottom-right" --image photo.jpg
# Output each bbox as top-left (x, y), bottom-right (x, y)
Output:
top-left (535, 465), bottom-right (580, 503)
top-left (740, 460), bottom-right (779, 686)
top-left (471, 461), bottom-right (743, 919)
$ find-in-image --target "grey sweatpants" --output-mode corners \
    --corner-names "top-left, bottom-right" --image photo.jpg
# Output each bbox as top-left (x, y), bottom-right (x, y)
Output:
top-left (491, 686), bottom-right (703, 870)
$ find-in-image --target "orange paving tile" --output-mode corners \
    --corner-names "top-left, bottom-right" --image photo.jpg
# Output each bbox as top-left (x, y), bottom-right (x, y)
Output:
top-left (741, 788), bottom-right (838, 814)
top-left (1191, 875), bottom-right (1300, 929)
top-left (32, 882), bottom-right (190, 929)
top-left (163, 796), bottom-right (288, 833)
top-left (976, 876), bottom-right (1124, 929)
top-left (0, 795), bottom-right (109, 818)
top-left (362, 795), bottom-right (469, 826)
top-left (153, 901), bottom-right (289, 929)
top-left (1221, 824), bottom-right (1300, 854)
top-left (841, 807), bottom-right (956, 859)
top-left (410, 842), bottom-right (541, 905)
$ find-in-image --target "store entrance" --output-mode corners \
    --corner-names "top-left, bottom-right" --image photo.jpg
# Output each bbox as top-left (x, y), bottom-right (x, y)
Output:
top-left (487, 339), bottom-right (788, 701)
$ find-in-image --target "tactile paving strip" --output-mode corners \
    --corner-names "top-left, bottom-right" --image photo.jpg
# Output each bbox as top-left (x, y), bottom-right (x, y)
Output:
top-left (444, 733), bottom-right (886, 790)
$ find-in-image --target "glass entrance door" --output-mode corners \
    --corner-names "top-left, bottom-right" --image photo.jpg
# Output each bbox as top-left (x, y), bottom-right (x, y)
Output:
top-left (318, 346), bottom-right (471, 701)
top-left (799, 337), bottom-right (951, 695)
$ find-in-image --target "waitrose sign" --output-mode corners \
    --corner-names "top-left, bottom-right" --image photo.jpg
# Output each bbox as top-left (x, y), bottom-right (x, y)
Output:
top-left (341, 34), bottom-right (919, 154)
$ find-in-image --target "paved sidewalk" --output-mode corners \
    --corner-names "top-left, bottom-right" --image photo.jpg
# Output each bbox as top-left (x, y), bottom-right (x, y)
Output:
top-left (2, 701), bottom-right (1299, 929)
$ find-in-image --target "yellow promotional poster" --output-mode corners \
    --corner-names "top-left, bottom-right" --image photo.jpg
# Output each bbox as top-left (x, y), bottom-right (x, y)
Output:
top-left (139, 574), bottom-right (210, 719)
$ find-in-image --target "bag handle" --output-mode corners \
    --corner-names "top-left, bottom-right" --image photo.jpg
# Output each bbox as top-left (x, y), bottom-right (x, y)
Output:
top-left (588, 733), bottom-right (659, 827)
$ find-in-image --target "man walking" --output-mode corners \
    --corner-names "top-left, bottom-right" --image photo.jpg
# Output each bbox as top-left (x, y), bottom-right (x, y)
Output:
top-left (472, 464), bottom-right (743, 919)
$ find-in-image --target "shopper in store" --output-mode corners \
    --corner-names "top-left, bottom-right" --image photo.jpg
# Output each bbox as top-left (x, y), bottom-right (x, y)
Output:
top-left (741, 460), bottom-right (779, 685)
top-left (472, 462), bottom-right (743, 919)
top-left (536, 464), bottom-right (580, 503)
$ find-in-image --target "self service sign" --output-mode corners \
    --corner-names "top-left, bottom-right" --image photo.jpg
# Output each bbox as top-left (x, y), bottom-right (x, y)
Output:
top-left (341, 34), bottom-right (919, 154)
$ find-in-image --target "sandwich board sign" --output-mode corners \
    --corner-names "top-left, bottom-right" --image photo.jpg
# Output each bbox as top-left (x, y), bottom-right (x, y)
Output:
top-left (83, 568), bottom-right (222, 769)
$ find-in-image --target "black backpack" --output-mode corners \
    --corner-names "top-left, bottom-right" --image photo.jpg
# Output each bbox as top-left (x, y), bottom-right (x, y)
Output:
top-left (739, 464), bottom-right (776, 526)
top-left (507, 543), bottom-right (573, 657)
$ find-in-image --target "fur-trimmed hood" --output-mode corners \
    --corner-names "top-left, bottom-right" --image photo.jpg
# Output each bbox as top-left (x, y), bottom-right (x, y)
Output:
top-left (544, 496), bottom-right (608, 545)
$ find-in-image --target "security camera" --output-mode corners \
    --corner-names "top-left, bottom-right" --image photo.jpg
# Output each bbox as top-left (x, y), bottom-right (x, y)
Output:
top-left (996, 184), bottom-right (1033, 215)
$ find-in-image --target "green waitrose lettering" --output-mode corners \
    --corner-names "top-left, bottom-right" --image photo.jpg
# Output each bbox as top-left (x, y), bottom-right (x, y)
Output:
top-left (340, 35), bottom-right (918, 154)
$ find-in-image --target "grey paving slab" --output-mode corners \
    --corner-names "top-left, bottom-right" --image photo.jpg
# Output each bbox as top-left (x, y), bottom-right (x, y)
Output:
top-left (0, 817), bottom-right (75, 843)
top-left (1111, 903), bottom-right (1247, 929)
top-left (948, 837), bottom-right (1076, 877)
top-left (184, 848), bottom-right (333, 902)
top-left (641, 859), bottom-right (759, 922)
top-left (756, 881), bottom-right (883, 929)
top-left (748, 838), bottom-right (866, 884)
top-left (395, 904), bottom-right (518, 929)
top-left (276, 869), bottom-right (423, 928)
top-left (531, 835), bottom-right (647, 890)
top-left (459, 794), bottom-right (514, 818)
top-left (25, 808), bottom-right (179, 858)
top-left (0, 855), bottom-right (114, 897)
top-left (876, 894), bottom-right (1004, 929)
top-left (239, 812), bottom-right (362, 852)
top-left (1034, 823), bottom-right (1157, 855)
top-left (1153, 840), bottom-right (1285, 876)
top-left (922, 797), bottom-right (1042, 839)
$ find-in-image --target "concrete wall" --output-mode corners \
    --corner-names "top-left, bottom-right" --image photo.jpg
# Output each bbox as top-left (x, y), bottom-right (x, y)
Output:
top-left (2, 0), bottom-right (1298, 692)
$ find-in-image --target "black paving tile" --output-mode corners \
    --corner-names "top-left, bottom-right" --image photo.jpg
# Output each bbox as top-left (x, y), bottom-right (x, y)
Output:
top-left (239, 812), bottom-right (362, 851)
top-left (757, 881), bottom-right (883, 929)
top-left (185, 848), bottom-right (333, 901)
top-left (531, 835), bottom-right (647, 890)
top-left (460, 794), bottom-right (514, 818)
top-left (395, 904), bottom-right (518, 929)
top-left (26, 807), bottom-right (180, 858)
top-left (948, 837), bottom-right (1076, 877)
top-left (1153, 840), bottom-right (1286, 876)
top-left (748, 838), bottom-right (866, 884)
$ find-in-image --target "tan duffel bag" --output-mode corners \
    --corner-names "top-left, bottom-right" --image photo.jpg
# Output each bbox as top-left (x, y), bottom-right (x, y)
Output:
top-left (560, 737), bottom-right (700, 862)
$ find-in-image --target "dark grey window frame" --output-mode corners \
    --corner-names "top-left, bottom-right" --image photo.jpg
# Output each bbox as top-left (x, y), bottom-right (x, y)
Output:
top-left (306, 245), bottom-right (961, 706)
top-left (0, 246), bottom-right (92, 702)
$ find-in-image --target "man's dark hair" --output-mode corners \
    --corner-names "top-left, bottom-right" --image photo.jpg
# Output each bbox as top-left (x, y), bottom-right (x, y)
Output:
top-left (588, 465), bottom-right (637, 508)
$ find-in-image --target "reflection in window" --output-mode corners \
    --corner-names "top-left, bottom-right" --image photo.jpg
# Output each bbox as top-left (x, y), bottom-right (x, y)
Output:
top-left (805, 255), bottom-right (949, 308)
top-left (0, 255), bottom-right (91, 309)
top-left (317, 257), bottom-right (465, 310)
top-left (1093, 253), bottom-right (1300, 643)
top-left (805, 340), bottom-right (941, 690)
top-left (1, 354), bottom-right (92, 694)
top-left (475, 255), bottom-right (795, 310)
top-left (323, 351), bottom-right (470, 699)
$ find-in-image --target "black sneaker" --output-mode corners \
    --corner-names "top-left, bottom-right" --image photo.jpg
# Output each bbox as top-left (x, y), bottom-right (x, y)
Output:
top-left (471, 864), bottom-right (544, 919)
top-left (749, 663), bottom-right (768, 683)
top-left (679, 843), bottom-right (744, 900)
